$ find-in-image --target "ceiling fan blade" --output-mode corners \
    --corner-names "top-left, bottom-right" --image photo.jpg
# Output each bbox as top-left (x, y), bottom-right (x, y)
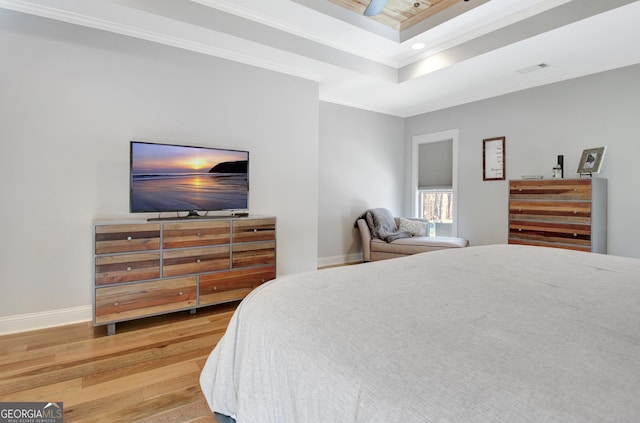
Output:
top-left (363, 0), bottom-right (388, 16)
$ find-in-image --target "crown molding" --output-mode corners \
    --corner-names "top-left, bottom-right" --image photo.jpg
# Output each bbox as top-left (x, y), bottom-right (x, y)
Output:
top-left (190, 0), bottom-right (398, 67)
top-left (0, 0), bottom-right (325, 82)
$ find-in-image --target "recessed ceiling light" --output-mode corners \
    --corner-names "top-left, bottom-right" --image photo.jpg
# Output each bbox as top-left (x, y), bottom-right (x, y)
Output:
top-left (411, 42), bottom-right (426, 50)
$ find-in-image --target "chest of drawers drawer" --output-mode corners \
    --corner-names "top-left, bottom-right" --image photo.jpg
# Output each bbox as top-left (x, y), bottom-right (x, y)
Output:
top-left (163, 221), bottom-right (231, 249)
top-left (199, 266), bottom-right (275, 306)
top-left (163, 246), bottom-right (231, 277)
top-left (95, 252), bottom-right (161, 285)
top-left (232, 241), bottom-right (276, 268)
top-left (95, 224), bottom-right (160, 254)
top-left (233, 218), bottom-right (276, 243)
top-left (95, 277), bottom-right (196, 324)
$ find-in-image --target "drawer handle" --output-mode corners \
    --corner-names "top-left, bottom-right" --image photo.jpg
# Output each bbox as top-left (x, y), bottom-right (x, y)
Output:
top-left (126, 236), bottom-right (132, 241)
top-left (196, 259), bottom-right (201, 263)
top-left (518, 189), bottom-right (522, 192)
top-left (197, 232), bottom-right (201, 237)
top-left (518, 209), bottom-right (522, 212)
top-left (126, 266), bottom-right (132, 271)
top-left (114, 302), bottom-right (119, 306)
top-left (518, 228), bottom-right (522, 232)
top-left (178, 291), bottom-right (184, 296)
top-left (213, 287), bottom-right (218, 291)
top-left (253, 228), bottom-right (258, 232)
top-left (573, 233), bottom-right (578, 237)
top-left (573, 211), bottom-right (577, 214)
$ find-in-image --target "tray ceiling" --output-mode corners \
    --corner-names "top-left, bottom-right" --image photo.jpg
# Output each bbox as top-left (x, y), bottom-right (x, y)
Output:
top-left (1, 0), bottom-right (639, 117)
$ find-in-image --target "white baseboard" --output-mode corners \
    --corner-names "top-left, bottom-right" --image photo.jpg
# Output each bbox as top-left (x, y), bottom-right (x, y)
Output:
top-left (0, 305), bottom-right (93, 336)
top-left (317, 253), bottom-right (362, 269)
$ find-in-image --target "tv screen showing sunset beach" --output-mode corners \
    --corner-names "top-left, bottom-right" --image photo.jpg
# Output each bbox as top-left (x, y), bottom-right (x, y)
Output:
top-left (130, 141), bottom-right (249, 213)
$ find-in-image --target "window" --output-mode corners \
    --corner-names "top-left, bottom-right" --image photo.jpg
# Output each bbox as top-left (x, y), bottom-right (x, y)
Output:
top-left (412, 129), bottom-right (458, 237)
top-left (418, 189), bottom-right (453, 237)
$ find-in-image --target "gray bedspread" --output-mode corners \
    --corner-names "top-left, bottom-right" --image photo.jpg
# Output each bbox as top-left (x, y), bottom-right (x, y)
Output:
top-left (200, 245), bottom-right (640, 422)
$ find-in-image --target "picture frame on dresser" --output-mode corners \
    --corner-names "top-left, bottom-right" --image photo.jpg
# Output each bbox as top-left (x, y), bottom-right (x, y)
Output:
top-left (577, 146), bottom-right (606, 175)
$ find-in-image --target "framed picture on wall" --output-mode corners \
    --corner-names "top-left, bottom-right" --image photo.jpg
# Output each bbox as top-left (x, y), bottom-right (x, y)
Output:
top-left (483, 137), bottom-right (505, 181)
top-left (576, 146), bottom-right (607, 175)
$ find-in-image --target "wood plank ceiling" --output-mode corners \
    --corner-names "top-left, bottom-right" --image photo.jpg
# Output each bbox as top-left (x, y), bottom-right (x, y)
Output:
top-left (328, 0), bottom-right (479, 31)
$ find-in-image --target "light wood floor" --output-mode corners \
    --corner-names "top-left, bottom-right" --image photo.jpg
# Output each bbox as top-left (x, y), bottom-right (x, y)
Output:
top-left (0, 303), bottom-right (238, 422)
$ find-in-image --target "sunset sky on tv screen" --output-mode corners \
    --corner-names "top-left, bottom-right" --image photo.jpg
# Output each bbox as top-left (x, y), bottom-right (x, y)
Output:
top-left (131, 142), bottom-right (248, 174)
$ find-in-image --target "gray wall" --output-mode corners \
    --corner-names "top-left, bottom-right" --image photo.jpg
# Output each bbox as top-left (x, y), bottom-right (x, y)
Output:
top-left (406, 64), bottom-right (640, 258)
top-left (0, 10), bottom-right (319, 327)
top-left (318, 102), bottom-right (405, 265)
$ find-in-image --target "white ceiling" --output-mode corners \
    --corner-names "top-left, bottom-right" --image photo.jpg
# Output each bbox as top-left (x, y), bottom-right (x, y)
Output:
top-left (2, 0), bottom-right (639, 117)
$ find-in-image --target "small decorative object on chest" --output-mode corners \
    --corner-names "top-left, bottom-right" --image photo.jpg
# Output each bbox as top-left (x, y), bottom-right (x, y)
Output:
top-left (552, 154), bottom-right (564, 178)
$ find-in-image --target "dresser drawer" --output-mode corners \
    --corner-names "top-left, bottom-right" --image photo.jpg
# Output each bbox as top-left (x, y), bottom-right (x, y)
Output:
top-left (232, 241), bottom-right (275, 268)
top-left (163, 246), bottom-right (230, 277)
top-left (163, 221), bottom-right (231, 249)
top-left (95, 224), bottom-right (160, 254)
top-left (509, 200), bottom-right (591, 223)
top-left (509, 179), bottom-right (592, 200)
top-left (199, 266), bottom-right (275, 306)
top-left (95, 277), bottom-right (196, 324)
top-left (95, 252), bottom-right (160, 285)
top-left (508, 238), bottom-right (591, 252)
top-left (509, 220), bottom-right (591, 247)
top-left (232, 218), bottom-right (275, 243)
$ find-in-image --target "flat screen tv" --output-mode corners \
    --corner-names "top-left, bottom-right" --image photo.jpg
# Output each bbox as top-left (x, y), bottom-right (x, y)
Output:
top-left (130, 141), bottom-right (249, 216)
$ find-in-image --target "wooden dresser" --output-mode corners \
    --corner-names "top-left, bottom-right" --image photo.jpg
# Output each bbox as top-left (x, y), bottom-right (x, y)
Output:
top-left (93, 216), bottom-right (276, 334)
top-left (508, 179), bottom-right (606, 253)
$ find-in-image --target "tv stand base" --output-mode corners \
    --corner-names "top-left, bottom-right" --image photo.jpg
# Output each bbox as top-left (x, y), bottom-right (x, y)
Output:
top-left (147, 212), bottom-right (249, 222)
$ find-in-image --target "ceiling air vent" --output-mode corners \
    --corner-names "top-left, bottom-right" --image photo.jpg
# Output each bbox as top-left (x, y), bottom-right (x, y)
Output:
top-left (517, 63), bottom-right (550, 74)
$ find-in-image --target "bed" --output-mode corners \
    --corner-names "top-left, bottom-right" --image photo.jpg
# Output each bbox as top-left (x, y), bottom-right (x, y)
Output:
top-left (200, 244), bottom-right (640, 422)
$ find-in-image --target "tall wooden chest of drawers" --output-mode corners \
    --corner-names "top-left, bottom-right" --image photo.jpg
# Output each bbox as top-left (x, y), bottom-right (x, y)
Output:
top-left (94, 216), bottom-right (276, 334)
top-left (508, 179), bottom-right (606, 253)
